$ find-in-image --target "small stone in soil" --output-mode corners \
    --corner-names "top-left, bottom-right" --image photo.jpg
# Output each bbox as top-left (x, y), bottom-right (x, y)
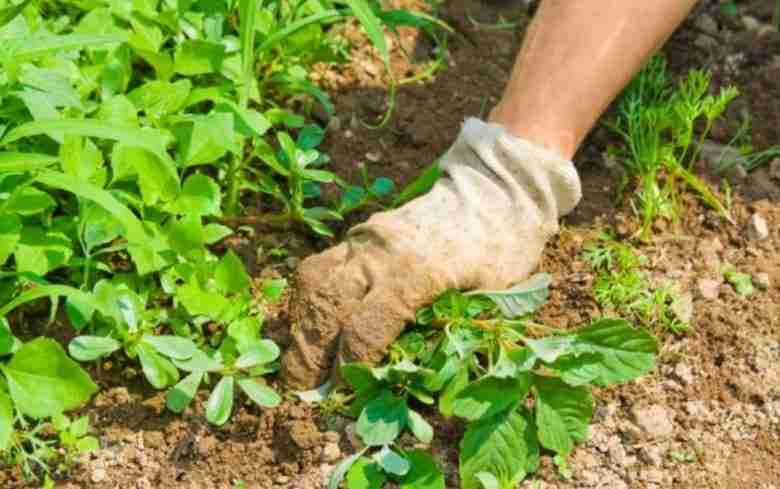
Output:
top-left (754, 272), bottom-right (771, 290)
top-left (673, 363), bottom-right (694, 386)
top-left (631, 405), bottom-right (675, 439)
top-left (321, 442), bottom-right (341, 463)
top-left (746, 213), bottom-right (770, 241)
top-left (694, 13), bottom-right (719, 35)
top-left (639, 445), bottom-right (665, 467)
top-left (697, 278), bottom-right (721, 300)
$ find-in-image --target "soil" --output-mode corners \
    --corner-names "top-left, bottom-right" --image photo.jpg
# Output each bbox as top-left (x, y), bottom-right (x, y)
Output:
top-left (5, 0), bottom-right (780, 488)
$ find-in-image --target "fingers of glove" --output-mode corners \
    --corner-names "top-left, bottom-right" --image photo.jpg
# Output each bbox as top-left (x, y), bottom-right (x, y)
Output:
top-left (281, 243), bottom-right (367, 389)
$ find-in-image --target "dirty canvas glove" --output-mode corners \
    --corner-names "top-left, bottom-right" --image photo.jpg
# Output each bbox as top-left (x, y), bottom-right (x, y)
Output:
top-left (281, 117), bottom-right (582, 389)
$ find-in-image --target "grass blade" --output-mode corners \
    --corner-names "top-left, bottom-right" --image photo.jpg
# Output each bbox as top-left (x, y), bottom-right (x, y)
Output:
top-left (9, 34), bottom-right (128, 62)
top-left (238, 0), bottom-right (258, 108)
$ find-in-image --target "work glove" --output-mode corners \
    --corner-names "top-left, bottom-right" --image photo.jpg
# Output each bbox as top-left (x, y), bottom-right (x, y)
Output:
top-left (281, 118), bottom-right (582, 389)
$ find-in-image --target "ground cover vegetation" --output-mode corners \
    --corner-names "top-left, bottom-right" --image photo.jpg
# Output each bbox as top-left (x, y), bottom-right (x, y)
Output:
top-left (0, 0), bottom-right (773, 487)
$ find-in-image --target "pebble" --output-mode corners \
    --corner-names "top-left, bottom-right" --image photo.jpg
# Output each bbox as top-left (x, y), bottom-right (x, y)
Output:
top-left (694, 13), bottom-right (719, 35)
top-left (742, 15), bottom-right (761, 31)
top-left (91, 468), bottom-right (107, 483)
top-left (639, 445), bottom-right (665, 467)
top-left (321, 442), bottom-right (342, 463)
top-left (674, 363), bottom-right (694, 386)
top-left (747, 213), bottom-right (769, 241)
top-left (694, 34), bottom-right (719, 50)
top-left (754, 272), bottom-right (771, 290)
top-left (631, 405), bottom-right (675, 439)
top-left (697, 278), bottom-right (721, 300)
top-left (671, 292), bottom-right (694, 323)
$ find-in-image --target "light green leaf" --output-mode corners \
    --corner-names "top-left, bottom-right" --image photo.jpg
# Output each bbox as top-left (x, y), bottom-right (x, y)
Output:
top-left (136, 342), bottom-right (179, 389)
top-left (237, 378), bottom-right (280, 408)
top-left (235, 340), bottom-right (280, 369)
top-left (459, 408), bottom-right (538, 489)
top-left (173, 349), bottom-right (223, 373)
top-left (167, 371), bottom-right (203, 414)
top-left (174, 40), bottom-right (226, 75)
top-left (81, 202), bottom-right (123, 252)
top-left (4, 186), bottom-right (56, 215)
top-left (9, 33), bottom-right (128, 63)
top-left (439, 366), bottom-right (468, 417)
top-left (214, 100), bottom-right (269, 137)
top-left (261, 278), bottom-right (286, 303)
top-left (0, 0), bottom-right (33, 28)
top-left (167, 214), bottom-right (205, 259)
top-left (174, 112), bottom-right (234, 166)
top-left (373, 446), bottom-right (410, 476)
top-left (0, 152), bottom-right (58, 173)
top-left (128, 79), bottom-right (191, 118)
top-left (0, 214), bottom-right (22, 265)
top-left (215, 250), bottom-right (251, 295)
top-left (526, 336), bottom-right (573, 364)
top-left (327, 450), bottom-right (367, 489)
top-left (3, 338), bottom-right (98, 419)
top-left (407, 409), bottom-right (433, 444)
top-left (112, 144), bottom-right (180, 205)
top-left (356, 392), bottom-right (408, 446)
top-left (0, 284), bottom-right (100, 318)
top-left (453, 374), bottom-right (531, 421)
top-left (466, 273), bottom-right (551, 318)
top-left (206, 375), bottom-right (234, 426)
top-left (0, 391), bottom-right (13, 452)
top-left (474, 473), bottom-right (499, 489)
top-left (0, 318), bottom-right (14, 357)
top-left (142, 335), bottom-right (198, 360)
top-left (238, 0), bottom-right (258, 106)
top-left (168, 173), bottom-right (221, 216)
top-left (562, 318), bottom-right (657, 386)
top-left (340, 0), bottom-right (388, 69)
top-left (227, 317), bottom-right (261, 354)
top-left (14, 227), bottom-right (73, 275)
top-left (346, 457), bottom-right (386, 489)
top-left (68, 336), bottom-right (121, 361)
top-left (399, 450), bottom-right (445, 489)
top-left (534, 376), bottom-right (593, 456)
top-left (76, 436), bottom-right (100, 453)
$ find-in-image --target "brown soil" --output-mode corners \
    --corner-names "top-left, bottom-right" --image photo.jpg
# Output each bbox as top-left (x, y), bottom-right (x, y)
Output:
top-left (5, 0), bottom-right (780, 488)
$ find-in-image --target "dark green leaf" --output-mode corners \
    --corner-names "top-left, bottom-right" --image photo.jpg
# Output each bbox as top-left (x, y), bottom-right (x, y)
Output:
top-left (399, 450), bottom-right (445, 489)
top-left (533, 376), bottom-right (593, 456)
top-left (356, 392), bottom-right (408, 446)
top-left (167, 371), bottom-right (203, 414)
top-left (206, 376), bottom-right (234, 426)
top-left (0, 391), bottom-right (13, 452)
top-left (392, 162), bottom-right (441, 207)
top-left (0, 214), bottom-right (21, 265)
top-left (453, 374), bottom-right (531, 421)
top-left (346, 457), bottom-right (386, 489)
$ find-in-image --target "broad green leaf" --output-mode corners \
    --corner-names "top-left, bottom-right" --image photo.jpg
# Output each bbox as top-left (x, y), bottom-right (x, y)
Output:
top-left (407, 409), bottom-right (433, 444)
top-left (35, 170), bottom-right (147, 243)
top-left (68, 336), bottom-right (121, 361)
top-left (76, 436), bottom-right (100, 453)
top-left (370, 177), bottom-right (395, 197)
top-left (533, 376), bottom-right (593, 456)
top-left (0, 152), bottom-right (58, 173)
top-left (341, 363), bottom-right (381, 392)
top-left (346, 457), bottom-right (386, 489)
top-left (439, 365), bottom-right (468, 417)
top-left (257, 10), bottom-right (345, 55)
top-left (373, 446), bottom-right (410, 476)
top-left (172, 349), bottom-right (223, 373)
top-left (112, 144), bottom-right (180, 205)
top-left (174, 113), bottom-right (234, 166)
top-left (453, 374), bottom-right (531, 421)
top-left (128, 80), bottom-right (191, 118)
top-left (235, 340), bottom-right (279, 369)
top-left (136, 342), bottom-right (179, 389)
top-left (70, 416), bottom-right (89, 437)
top-left (237, 378), bottom-right (280, 408)
top-left (0, 214), bottom-right (22, 265)
top-left (296, 124), bottom-right (325, 150)
top-left (0, 0), bottom-right (33, 28)
top-left (356, 392), bottom-right (408, 446)
top-left (227, 317), bottom-right (261, 354)
top-left (327, 450), bottom-right (367, 489)
top-left (3, 338), bottom-right (98, 419)
top-left (65, 295), bottom-right (96, 331)
top-left (81, 202), bottom-right (123, 251)
top-left (174, 40), bottom-right (226, 75)
top-left (459, 408), bottom-right (538, 489)
top-left (474, 473), bottom-right (499, 489)
top-left (14, 227), bottom-right (73, 275)
top-left (203, 223), bottom-right (233, 244)
top-left (19, 65), bottom-right (83, 110)
top-left (4, 187), bottom-right (56, 215)
top-left (97, 96), bottom-right (139, 125)
top-left (400, 450), bottom-right (445, 489)
top-left (0, 391), bottom-right (13, 451)
top-left (167, 214), bottom-right (205, 259)
top-left (206, 375), bottom-right (234, 425)
top-left (168, 173), bottom-right (221, 216)
top-left (167, 371), bottom-right (203, 414)
top-left (563, 318), bottom-right (657, 386)
top-left (215, 250), bottom-right (250, 295)
top-left (466, 273), bottom-right (551, 318)
top-left (142, 335), bottom-right (198, 360)
top-left (526, 336), bottom-right (573, 364)
top-left (214, 100), bottom-right (270, 137)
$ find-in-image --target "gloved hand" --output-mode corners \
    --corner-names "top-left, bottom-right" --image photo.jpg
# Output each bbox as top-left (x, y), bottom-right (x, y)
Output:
top-left (281, 118), bottom-right (582, 389)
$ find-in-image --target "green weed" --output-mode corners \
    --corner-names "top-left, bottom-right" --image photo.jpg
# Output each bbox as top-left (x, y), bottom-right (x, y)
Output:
top-left (326, 275), bottom-right (658, 488)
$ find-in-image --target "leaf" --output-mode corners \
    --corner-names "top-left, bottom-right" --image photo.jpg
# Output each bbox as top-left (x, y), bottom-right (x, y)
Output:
top-left (562, 318), bottom-right (657, 386)
top-left (203, 223), bottom-right (233, 244)
top-left (68, 336), bottom-right (121, 362)
top-left (407, 409), bottom-right (433, 444)
top-left (174, 40), bottom-right (226, 75)
top-left (392, 162), bottom-right (441, 207)
top-left (356, 392), bottom-right (408, 446)
top-left (0, 319), bottom-right (14, 357)
top-left (0, 284), bottom-right (100, 317)
top-left (474, 473), bottom-right (499, 489)
top-left (439, 365), bottom-right (468, 417)
top-left (14, 227), bottom-right (73, 276)
top-left (346, 457), bottom-right (386, 489)
top-left (112, 144), bottom-right (180, 205)
top-left (459, 408), bottom-right (539, 489)
top-left (0, 214), bottom-right (22, 265)
top-left (370, 178), bottom-right (395, 197)
top-left (0, 152), bottom-right (58, 173)
top-left (295, 380), bottom-right (332, 404)
top-left (172, 349), bottom-right (223, 373)
top-left (327, 450), bottom-right (367, 489)
top-left (128, 80), bottom-right (191, 118)
top-left (341, 363), bottom-right (382, 392)
top-left (206, 376), bottom-right (234, 426)
top-left (9, 34), bottom-right (128, 63)
top-left (261, 278), bottom-right (287, 303)
top-left (0, 391), bottom-right (13, 452)
top-left (399, 450), bottom-right (445, 489)
top-left (215, 250), bottom-right (251, 295)
top-left (466, 273), bottom-right (551, 318)
top-left (296, 124), bottom-right (325, 150)
top-left (238, 0), bottom-right (258, 106)
top-left (235, 340), bottom-right (280, 369)
top-left (526, 336), bottom-right (573, 363)
top-left (453, 374), bottom-right (531, 421)
top-left (142, 335), bottom-right (198, 360)
top-left (167, 173), bottom-right (221, 217)
top-left (373, 446), bottom-right (410, 476)
top-left (167, 371), bottom-right (203, 414)
top-left (533, 376), bottom-right (593, 456)
top-left (3, 338), bottom-right (98, 419)
top-left (174, 113), bottom-right (234, 166)
top-left (237, 378), bottom-right (280, 408)
top-left (136, 343), bottom-right (179, 389)
top-left (3, 187), bottom-right (56, 215)
top-left (0, 0), bottom-right (33, 28)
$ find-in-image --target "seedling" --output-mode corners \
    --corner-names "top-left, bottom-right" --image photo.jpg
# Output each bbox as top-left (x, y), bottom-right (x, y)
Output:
top-left (722, 265), bottom-right (754, 296)
top-left (327, 275), bottom-right (658, 488)
top-left (582, 235), bottom-right (689, 332)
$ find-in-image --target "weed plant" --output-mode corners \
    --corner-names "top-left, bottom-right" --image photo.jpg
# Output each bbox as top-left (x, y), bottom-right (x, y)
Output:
top-left (608, 55), bottom-right (739, 240)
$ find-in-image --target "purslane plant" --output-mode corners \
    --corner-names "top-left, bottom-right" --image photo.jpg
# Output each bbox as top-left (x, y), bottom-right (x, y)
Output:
top-left (325, 275), bottom-right (658, 489)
